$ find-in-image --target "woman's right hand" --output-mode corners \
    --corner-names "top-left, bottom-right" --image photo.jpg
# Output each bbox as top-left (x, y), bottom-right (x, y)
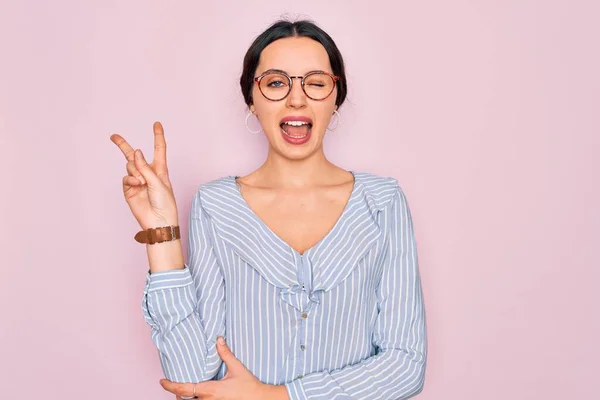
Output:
top-left (110, 121), bottom-right (180, 230)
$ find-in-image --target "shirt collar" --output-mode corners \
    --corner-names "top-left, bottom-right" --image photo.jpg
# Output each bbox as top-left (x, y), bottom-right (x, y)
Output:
top-left (198, 172), bottom-right (382, 296)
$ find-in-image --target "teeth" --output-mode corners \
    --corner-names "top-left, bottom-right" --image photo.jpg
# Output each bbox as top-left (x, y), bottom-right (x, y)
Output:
top-left (282, 121), bottom-right (310, 126)
top-left (282, 130), bottom-right (308, 138)
top-left (283, 131), bottom-right (308, 138)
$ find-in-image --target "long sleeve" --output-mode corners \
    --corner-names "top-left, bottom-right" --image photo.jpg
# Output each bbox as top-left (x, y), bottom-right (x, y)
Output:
top-left (141, 190), bottom-right (226, 383)
top-left (285, 185), bottom-right (428, 400)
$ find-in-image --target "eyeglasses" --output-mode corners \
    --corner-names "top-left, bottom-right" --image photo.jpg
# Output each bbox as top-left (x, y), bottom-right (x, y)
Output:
top-left (254, 69), bottom-right (340, 101)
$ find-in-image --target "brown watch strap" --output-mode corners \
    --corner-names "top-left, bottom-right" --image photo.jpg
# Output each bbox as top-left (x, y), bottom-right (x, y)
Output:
top-left (134, 225), bottom-right (181, 244)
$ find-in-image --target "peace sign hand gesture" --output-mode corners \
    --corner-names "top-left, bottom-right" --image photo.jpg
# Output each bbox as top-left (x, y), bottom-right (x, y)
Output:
top-left (110, 121), bottom-right (179, 230)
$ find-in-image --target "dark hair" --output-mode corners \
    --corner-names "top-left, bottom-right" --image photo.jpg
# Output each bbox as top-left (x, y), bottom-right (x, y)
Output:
top-left (240, 19), bottom-right (348, 108)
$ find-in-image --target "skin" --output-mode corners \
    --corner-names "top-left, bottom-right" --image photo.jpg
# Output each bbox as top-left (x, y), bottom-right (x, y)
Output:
top-left (111, 35), bottom-right (353, 399)
top-left (162, 337), bottom-right (287, 400)
top-left (250, 36), bottom-right (339, 165)
top-left (238, 36), bottom-right (355, 256)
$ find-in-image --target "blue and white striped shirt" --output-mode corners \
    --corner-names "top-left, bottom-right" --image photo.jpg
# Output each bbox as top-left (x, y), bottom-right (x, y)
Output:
top-left (141, 171), bottom-right (427, 399)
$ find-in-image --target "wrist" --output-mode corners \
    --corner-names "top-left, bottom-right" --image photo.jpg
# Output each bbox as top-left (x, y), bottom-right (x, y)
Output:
top-left (146, 239), bottom-right (185, 273)
top-left (261, 383), bottom-right (289, 400)
top-left (147, 218), bottom-right (179, 229)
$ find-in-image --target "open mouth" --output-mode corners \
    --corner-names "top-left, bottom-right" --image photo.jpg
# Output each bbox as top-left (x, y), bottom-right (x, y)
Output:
top-left (280, 120), bottom-right (313, 138)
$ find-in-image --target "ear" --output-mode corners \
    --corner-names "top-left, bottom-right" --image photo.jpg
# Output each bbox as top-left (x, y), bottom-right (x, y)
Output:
top-left (249, 104), bottom-right (256, 114)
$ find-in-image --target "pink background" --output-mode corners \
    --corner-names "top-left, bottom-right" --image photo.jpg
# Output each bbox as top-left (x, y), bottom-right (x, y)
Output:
top-left (1, 1), bottom-right (598, 399)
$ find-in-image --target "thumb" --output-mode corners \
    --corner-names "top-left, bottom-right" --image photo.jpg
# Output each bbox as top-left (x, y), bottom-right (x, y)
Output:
top-left (134, 149), bottom-right (160, 187)
top-left (216, 336), bottom-right (244, 373)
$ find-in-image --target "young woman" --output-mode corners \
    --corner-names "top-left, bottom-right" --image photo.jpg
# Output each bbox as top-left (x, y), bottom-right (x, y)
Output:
top-left (111, 19), bottom-right (427, 400)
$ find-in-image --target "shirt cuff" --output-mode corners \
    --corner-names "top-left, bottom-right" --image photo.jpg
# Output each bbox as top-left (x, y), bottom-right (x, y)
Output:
top-left (145, 266), bottom-right (193, 292)
top-left (285, 378), bottom-right (308, 400)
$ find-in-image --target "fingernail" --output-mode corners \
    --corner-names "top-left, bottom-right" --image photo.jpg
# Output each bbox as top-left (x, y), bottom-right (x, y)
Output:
top-left (138, 176), bottom-right (146, 184)
top-left (218, 336), bottom-right (225, 345)
top-left (135, 150), bottom-right (143, 160)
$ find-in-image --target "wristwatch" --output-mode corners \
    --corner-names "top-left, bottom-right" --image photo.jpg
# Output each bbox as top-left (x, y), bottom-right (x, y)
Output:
top-left (134, 225), bottom-right (180, 244)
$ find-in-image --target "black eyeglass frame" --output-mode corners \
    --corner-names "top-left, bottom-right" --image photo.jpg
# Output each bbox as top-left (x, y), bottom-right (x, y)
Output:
top-left (254, 69), bottom-right (340, 101)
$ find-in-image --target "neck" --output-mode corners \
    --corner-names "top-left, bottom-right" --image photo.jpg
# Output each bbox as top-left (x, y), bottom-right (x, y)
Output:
top-left (255, 149), bottom-right (340, 189)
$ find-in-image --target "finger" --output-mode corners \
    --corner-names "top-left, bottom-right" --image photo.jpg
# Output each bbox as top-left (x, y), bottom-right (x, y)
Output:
top-left (126, 160), bottom-right (146, 185)
top-left (122, 175), bottom-right (144, 188)
top-left (159, 379), bottom-right (196, 398)
top-left (193, 381), bottom-right (216, 398)
top-left (216, 336), bottom-right (245, 374)
top-left (134, 149), bottom-right (160, 187)
top-left (153, 121), bottom-right (168, 176)
top-left (110, 134), bottom-right (136, 162)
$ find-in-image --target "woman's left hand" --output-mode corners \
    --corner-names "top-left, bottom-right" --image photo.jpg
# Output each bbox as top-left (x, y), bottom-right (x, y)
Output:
top-left (160, 337), bottom-right (288, 400)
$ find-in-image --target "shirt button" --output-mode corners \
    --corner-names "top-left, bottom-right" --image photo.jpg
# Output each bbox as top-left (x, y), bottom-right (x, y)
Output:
top-left (300, 344), bottom-right (306, 351)
top-left (301, 313), bottom-right (308, 319)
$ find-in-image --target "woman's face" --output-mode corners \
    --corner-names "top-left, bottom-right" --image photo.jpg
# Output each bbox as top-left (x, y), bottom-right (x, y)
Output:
top-left (250, 36), bottom-right (338, 160)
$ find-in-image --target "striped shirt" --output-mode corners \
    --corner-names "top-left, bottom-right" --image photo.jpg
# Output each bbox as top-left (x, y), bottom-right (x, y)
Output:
top-left (141, 171), bottom-right (427, 399)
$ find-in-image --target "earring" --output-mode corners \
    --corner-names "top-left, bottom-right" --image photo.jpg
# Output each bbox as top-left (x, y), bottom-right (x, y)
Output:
top-left (327, 110), bottom-right (340, 131)
top-left (245, 110), bottom-right (263, 134)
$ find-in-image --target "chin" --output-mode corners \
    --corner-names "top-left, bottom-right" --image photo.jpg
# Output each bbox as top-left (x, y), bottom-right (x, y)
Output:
top-left (266, 136), bottom-right (315, 157)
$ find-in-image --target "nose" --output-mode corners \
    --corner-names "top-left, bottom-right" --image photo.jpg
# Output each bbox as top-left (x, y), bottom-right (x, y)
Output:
top-left (286, 77), bottom-right (307, 109)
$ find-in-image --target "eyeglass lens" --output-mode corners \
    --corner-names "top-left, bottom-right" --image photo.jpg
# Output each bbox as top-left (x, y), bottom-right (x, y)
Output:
top-left (259, 72), bottom-right (335, 101)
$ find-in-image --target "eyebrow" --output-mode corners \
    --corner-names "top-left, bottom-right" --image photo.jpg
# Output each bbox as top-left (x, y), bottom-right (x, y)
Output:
top-left (257, 68), bottom-right (331, 76)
